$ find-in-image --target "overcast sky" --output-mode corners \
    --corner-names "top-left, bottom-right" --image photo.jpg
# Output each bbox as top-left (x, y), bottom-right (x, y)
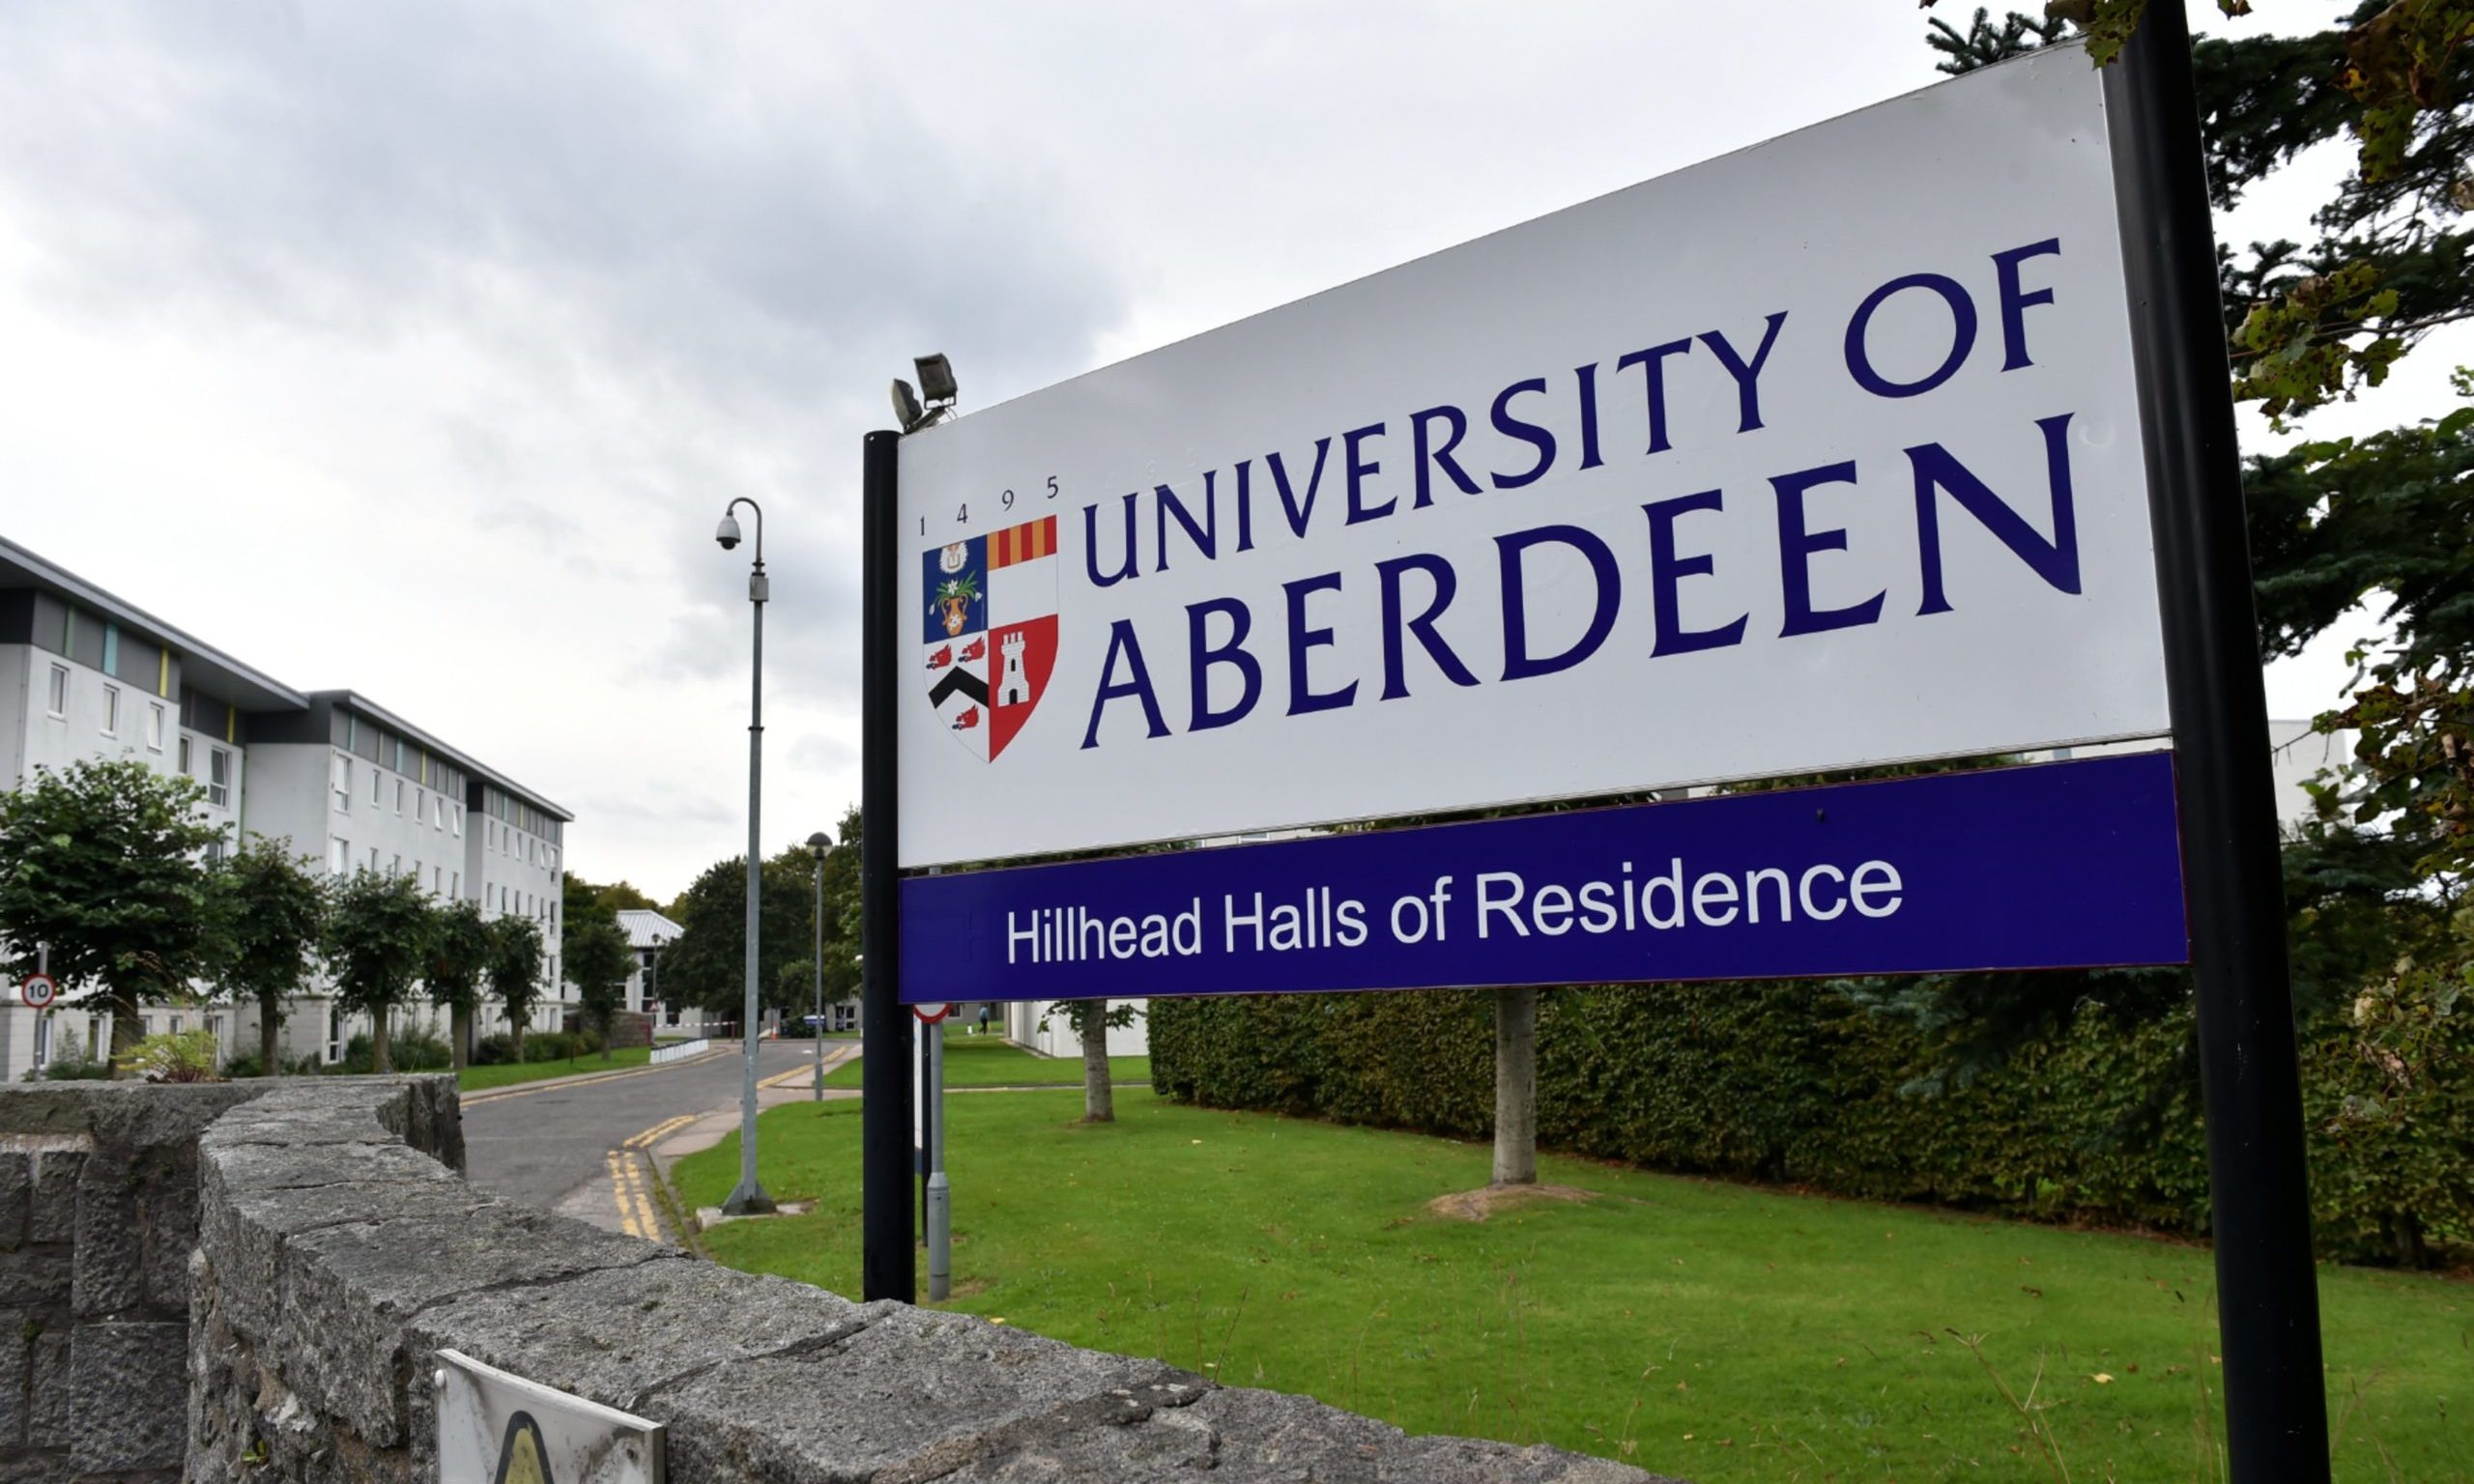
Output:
top-left (2, 1), bottom-right (2460, 899)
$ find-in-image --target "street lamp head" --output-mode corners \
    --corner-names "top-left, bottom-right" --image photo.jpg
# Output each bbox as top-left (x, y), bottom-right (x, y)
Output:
top-left (806, 830), bottom-right (833, 857)
top-left (714, 512), bottom-right (743, 551)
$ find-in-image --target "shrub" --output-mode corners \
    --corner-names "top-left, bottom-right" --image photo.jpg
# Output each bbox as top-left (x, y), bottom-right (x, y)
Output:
top-left (22, 1022), bottom-right (110, 1081)
top-left (1150, 981), bottom-right (2473, 1268)
top-left (115, 1029), bottom-right (222, 1083)
top-left (335, 1028), bottom-right (454, 1073)
top-left (223, 1047), bottom-right (333, 1078)
top-left (473, 1033), bottom-right (514, 1066)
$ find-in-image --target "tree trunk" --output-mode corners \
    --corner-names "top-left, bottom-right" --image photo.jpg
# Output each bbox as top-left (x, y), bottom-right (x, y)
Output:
top-left (450, 1002), bottom-right (471, 1072)
top-left (108, 990), bottom-right (142, 1063)
top-left (372, 1004), bottom-right (392, 1074)
top-left (259, 992), bottom-right (282, 1076)
top-left (511, 1013), bottom-right (526, 1065)
top-left (1492, 985), bottom-right (1538, 1186)
top-left (1079, 1001), bottom-right (1114, 1124)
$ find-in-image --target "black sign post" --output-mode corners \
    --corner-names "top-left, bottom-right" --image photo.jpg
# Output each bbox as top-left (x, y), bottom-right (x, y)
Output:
top-left (861, 427), bottom-right (917, 1303)
top-left (2106, 11), bottom-right (2331, 1482)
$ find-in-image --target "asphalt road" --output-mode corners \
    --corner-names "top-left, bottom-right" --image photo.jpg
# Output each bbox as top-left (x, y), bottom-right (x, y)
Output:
top-left (461, 1040), bottom-right (830, 1212)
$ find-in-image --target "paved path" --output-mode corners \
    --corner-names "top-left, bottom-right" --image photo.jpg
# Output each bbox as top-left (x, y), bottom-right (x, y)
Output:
top-left (462, 1040), bottom-right (855, 1241)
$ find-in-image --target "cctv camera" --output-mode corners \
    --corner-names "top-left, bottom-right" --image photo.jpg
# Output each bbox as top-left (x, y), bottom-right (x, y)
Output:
top-left (715, 512), bottom-right (743, 550)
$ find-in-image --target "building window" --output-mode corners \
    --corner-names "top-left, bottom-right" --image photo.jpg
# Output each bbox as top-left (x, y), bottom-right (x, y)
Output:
top-left (486, 820), bottom-right (495, 849)
top-left (434, 866), bottom-right (444, 896)
top-left (147, 703), bottom-right (165, 753)
top-left (101, 685), bottom-right (120, 736)
top-left (46, 665), bottom-right (68, 718)
top-left (32, 1014), bottom-right (50, 1070)
top-left (333, 754), bottom-right (353, 813)
top-left (370, 768), bottom-right (382, 808)
top-left (452, 805), bottom-right (464, 837)
top-left (390, 853), bottom-right (402, 876)
top-left (395, 779), bottom-right (406, 815)
top-left (179, 736), bottom-right (192, 774)
top-left (330, 837), bottom-right (349, 874)
top-left (450, 870), bottom-right (460, 899)
top-left (209, 749), bottom-right (231, 808)
top-left (368, 845), bottom-right (379, 872)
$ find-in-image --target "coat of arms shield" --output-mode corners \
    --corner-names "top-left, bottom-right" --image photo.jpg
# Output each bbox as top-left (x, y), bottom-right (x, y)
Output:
top-left (923, 515), bottom-right (1058, 761)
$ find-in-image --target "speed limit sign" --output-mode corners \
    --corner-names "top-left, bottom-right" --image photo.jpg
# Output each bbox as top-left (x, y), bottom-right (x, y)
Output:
top-left (911, 1002), bottom-right (953, 1024)
top-left (19, 974), bottom-right (56, 1011)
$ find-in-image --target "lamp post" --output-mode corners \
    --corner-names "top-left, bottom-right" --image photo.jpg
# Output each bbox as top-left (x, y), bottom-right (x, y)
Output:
top-left (716, 499), bottom-right (774, 1216)
top-left (807, 830), bottom-right (832, 1099)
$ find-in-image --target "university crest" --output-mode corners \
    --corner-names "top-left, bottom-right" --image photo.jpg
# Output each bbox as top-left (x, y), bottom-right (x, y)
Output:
top-left (923, 514), bottom-right (1057, 761)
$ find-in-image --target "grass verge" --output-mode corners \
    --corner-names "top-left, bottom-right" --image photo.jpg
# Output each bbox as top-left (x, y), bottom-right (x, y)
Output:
top-left (672, 1089), bottom-right (2470, 1483)
top-left (457, 1044), bottom-right (657, 1093)
top-left (820, 1034), bottom-right (1147, 1090)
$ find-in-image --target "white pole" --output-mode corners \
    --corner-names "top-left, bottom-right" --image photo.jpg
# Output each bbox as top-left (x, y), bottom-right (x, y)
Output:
top-left (926, 1017), bottom-right (950, 1301)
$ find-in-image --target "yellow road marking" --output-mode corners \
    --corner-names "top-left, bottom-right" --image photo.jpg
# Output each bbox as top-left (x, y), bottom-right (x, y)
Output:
top-left (625, 1113), bottom-right (697, 1151)
top-left (607, 1148), bottom-right (662, 1241)
top-left (760, 1043), bottom-right (859, 1090)
top-left (604, 1151), bottom-right (647, 1240)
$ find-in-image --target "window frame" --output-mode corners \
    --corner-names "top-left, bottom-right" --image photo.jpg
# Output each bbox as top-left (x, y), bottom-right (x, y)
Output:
top-left (208, 749), bottom-right (231, 809)
top-left (45, 664), bottom-right (68, 719)
top-left (101, 684), bottom-right (120, 737)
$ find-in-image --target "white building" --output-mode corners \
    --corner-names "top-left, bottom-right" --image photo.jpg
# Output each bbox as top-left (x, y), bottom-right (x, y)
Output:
top-left (0, 535), bottom-right (573, 1076)
top-left (618, 908), bottom-right (704, 1034)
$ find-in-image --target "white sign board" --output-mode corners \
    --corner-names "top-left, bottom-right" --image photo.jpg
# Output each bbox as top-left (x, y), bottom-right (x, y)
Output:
top-left (896, 47), bottom-right (2165, 868)
top-left (434, 1348), bottom-right (664, 1483)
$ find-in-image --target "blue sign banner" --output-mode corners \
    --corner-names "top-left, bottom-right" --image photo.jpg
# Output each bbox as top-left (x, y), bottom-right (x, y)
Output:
top-left (899, 753), bottom-right (2189, 1004)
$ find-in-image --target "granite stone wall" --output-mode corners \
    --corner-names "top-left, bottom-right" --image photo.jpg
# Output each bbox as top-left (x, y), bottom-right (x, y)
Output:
top-left (12, 1076), bottom-right (1673, 1483)
top-left (0, 1077), bottom-right (457, 1483)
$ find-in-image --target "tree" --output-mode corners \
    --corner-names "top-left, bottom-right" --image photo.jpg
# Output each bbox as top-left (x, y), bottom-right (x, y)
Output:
top-left (324, 868), bottom-right (436, 1074)
top-left (1492, 986), bottom-right (1538, 1185)
top-left (1044, 1000), bottom-right (1139, 1123)
top-left (564, 912), bottom-right (634, 1060)
top-left (209, 836), bottom-right (328, 1075)
top-left (660, 846), bottom-right (827, 1028)
top-left (1885, 4), bottom-right (2474, 1066)
top-left (488, 915), bottom-right (548, 1060)
top-left (565, 871), bottom-right (658, 928)
top-left (0, 758), bottom-right (223, 1058)
top-left (426, 899), bottom-right (495, 1071)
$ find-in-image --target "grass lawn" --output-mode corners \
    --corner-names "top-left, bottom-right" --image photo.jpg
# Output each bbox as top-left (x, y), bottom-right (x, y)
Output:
top-left (457, 1044), bottom-right (656, 1092)
top-left (673, 1090), bottom-right (2470, 1483)
top-left (820, 1034), bottom-right (1147, 1091)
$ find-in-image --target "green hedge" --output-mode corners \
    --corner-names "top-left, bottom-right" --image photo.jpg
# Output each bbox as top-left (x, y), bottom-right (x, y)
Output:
top-left (1150, 981), bottom-right (2473, 1267)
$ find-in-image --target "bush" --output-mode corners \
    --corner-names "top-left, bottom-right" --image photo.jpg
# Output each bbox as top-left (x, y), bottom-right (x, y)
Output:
top-left (21, 1022), bottom-right (110, 1081)
top-left (1150, 980), bottom-right (2474, 1268)
top-left (335, 1028), bottom-right (454, 1073)
top-left (29, 1057), bottom-right (112, 1082)
top-left (221, 1048), bottom-right (325, 1078)
top-left (472, 1033), bottom-right (514, 1066)
top-left (115, 1029), bottom-right (221, 1083)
